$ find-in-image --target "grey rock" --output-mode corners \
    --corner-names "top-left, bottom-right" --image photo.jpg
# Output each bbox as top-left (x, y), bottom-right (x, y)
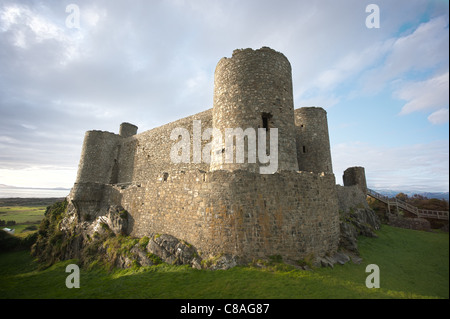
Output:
top-left (317, 256), bottom-right (334, 268)
top-left (147, 234), bottom-right (202, 268)
top-left (339, 221), bottom-right (359, 253)
top-left (350, 255), bottom-right (363, 264)
top-left (130, 245), bottom-right (154, 267)
top-left (209, 254), bottom-right (238, 270)
top-left (115, 255), bottom-right (133, 268)
top-left (332, 252), bottom-right (350, 265)
top-left (339, 207), bottom-right (381, 253)
top-left (105, 205), bottom-right (129, 235)
top-left (315, 252), bottom-right (351, 269)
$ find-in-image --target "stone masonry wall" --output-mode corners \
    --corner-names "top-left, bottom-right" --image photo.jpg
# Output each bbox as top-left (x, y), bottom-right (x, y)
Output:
top-left (76, 130), bottom-right (122, 184)
top-left (69, 46), bottom-right (344, 265)
top-left (343, 166), bottom-right (368, 194)
top-left (336, 185), bottom-right (370, 213)
top-left (117, 170), bottom-right (340, 261)
top-left (128, 109), bottom-right (212, 183)
top-left (294, 107), bottom-right (333, 174)
top-left (388, 214), bottom-right (431, 231)
top-left (119, 122), bottom-right (138, 138)
top-left (211, 47), bottom-right (299, 172)
top-left (116, 136), bottom-right (137, 184)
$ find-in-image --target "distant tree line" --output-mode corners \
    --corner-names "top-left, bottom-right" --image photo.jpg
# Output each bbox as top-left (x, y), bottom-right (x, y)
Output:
top-left (0, 220), bottom-right (16, 227)
top-left (394, 193), bottom-right (449, 211)
top-left (367, 193), bottom-right (449, 224)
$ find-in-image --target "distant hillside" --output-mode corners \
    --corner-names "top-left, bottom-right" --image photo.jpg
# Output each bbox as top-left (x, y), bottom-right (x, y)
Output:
top-left (419, 192), bottom-right (449, 201)
top-left (371, 188), bottom-right (449, 201)
top-left (0, 184), bottom-right (70, 191)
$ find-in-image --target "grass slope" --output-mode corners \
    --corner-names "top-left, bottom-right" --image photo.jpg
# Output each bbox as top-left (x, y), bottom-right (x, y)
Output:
top-left (0, 225), bottom-right (448, 299)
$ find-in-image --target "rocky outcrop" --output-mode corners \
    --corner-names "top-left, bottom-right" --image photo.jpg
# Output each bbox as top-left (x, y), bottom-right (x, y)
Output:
top-left (339, 208), bottom-right (380, 254)
top-left (336, 185), bottom-right (381, 255)
top-left (315, 251), bottom-right (355, 268)
top-left (146, 234), bottom-right (202, 269)
top-left (201, 254), bottom-right (239, 270)
top-left (32, 200), bottom-right (223, 270)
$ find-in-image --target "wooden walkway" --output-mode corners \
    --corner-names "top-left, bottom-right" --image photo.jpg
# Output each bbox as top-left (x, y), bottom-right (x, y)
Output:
top-left (367, 188), bottom-right (449, 220)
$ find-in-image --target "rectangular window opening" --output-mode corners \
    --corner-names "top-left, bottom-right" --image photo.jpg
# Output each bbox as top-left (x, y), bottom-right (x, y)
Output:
top-left (261, 113), bottom-right (272, 131)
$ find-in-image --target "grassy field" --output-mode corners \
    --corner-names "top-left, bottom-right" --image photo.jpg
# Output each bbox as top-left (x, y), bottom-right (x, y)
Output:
top-left (0, 206), bottom-right (46, 237)
top-left (0, 206), bottom-right (46, 223)
top-left (0, 224), bottom-right (448, 299)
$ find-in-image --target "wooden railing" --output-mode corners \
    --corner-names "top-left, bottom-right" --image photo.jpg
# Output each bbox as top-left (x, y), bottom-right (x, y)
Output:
top-left (388, 198), bottom-right (419, 216)
top-left (367, 188), bottom-right (449, 220)
top-left (417, 210), bottom-right (449, 220)
top-left (367, 188), bottom-right (389, 202)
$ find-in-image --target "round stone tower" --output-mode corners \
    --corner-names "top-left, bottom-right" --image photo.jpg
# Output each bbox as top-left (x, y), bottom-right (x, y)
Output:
top-left (119, 122), bottom-right (138, 138)
top-left (294, 107), bottom-right (333, 174)
top-left (343, 166), bottom-right (368, 194)
top-left (211, 47), bottom-right (299, 173)
top-left (75, 130), bottom-right (121, 184)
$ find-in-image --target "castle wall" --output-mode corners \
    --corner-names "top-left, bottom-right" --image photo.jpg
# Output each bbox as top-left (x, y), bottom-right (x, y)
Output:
top-left (119, 170), bottom-right (340, 261)
top-left (336, 184), bottom-right (370, 213)
top-left (129, 109), bottom-right (212, 183)
top-left (211, 47), bottom-right (299, 172)
top-left (116, 136), bottom-right (137, 184)
top-left (119, 122), bottom-right (138, 138)
top-left (294, 107), bottom-right (333, 174)
top-left (69, 46), bottom-right (345, 265)
top-left (75, 130), bottom-right (122, 184)
top-left (343, 166), bottom-right (367, 194)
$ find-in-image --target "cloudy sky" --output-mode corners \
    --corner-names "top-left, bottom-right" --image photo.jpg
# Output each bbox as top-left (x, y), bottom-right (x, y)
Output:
top-left (0, 0), bottom-right (448, 192)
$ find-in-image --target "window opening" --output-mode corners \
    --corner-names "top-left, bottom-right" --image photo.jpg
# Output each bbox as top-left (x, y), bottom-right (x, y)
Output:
top-left (261, 113), bottom-right (272, 131)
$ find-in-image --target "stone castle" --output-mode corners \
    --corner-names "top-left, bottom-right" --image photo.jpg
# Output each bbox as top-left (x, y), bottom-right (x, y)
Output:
top-left (68, 47), bottom-right (371, 264)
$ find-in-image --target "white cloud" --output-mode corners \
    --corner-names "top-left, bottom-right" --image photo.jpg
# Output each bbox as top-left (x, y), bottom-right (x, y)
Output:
top-left (21, 123), bottom-right (37, 130)
top-left (428, 108), bottom-right (450, 125)
top-left (396, 72), bottom-right (449, 118)
top-left (0, 136), bottom-right (17, 144)
top-left (0, 4), bottom-right (21, 29)
top-left (368, 16), bottom-right (449, 90)
top-left (332, 140), bottom-right (449, 192)
top-left (82, 6), bottom-right (104, 28)
top-left (294, 13), bottom-right (448, 109)
top-left (0, 0), bottom-right (448, 190)
top-left (313, 41), bottom-right (392, 92)
top-left (1, 4), bottom-right (61, 42)
top-left (0, 3), bottom-right (84, 64)
top-left (389, 16), bottom-right (448, 69)
top-left (0, 167), bottom-right (77, 188)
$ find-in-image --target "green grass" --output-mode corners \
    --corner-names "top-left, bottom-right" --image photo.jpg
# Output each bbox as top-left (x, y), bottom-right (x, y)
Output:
top-left (0, 225), bottom-right (448, 299)
top-left (0, 206), bottom-right (46, 223)
top-left (0, 206), bottom-right (46, 238)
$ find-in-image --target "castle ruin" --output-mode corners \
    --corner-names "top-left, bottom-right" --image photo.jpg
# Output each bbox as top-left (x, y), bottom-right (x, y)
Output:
top-left (68, 47), bottom-right (370, 263)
